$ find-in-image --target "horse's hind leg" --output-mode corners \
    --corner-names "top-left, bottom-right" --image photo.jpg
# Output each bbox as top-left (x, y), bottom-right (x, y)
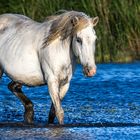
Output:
top-left (8, 81), bottom-right (34, 124)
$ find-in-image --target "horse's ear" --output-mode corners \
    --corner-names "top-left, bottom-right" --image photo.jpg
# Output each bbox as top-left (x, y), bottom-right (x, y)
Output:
top-left (92, 16), bottom-right (99, 27)
top-left (71, 16), bottom-right (79, 26)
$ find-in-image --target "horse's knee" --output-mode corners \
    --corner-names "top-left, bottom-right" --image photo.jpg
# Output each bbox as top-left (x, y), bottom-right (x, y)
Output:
top-left (24, 103), bottom-right (33, 111)
top-left (59, 83), bottom-right (69, 100)
top-left (25, 101), bottom-right (34, 114)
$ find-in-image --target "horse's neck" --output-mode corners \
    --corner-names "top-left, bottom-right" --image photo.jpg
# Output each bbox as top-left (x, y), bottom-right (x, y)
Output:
top-left (57, 38), bottom-right (77, 74)
top-left (39, 37), bottom-right (76, 77)
top-left (35, 22), bottom-right (53, 51)
top-left (52, 38), bottom-right (76, 66)
top-left (60, 38), bottom-right (76, 67)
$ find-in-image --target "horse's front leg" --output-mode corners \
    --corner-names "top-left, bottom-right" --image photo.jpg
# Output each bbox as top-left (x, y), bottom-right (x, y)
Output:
top-left (48, 83), bottom-right (69, 124)
top-left (48, 80), bottom-right (65, 124)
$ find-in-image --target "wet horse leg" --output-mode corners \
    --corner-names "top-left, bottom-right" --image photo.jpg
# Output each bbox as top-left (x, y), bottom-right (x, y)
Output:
top-left (8, 81), bottom-right (34, 124)
top-left (48, 103), bottom-right (55, 124)
top-left (48, 83), bottom-right (69, 124)
top-left (48, 81), bottom-right (67, 124)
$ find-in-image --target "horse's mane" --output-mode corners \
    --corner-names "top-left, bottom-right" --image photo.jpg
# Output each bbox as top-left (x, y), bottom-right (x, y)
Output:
top-left (45, 10), bottom-right (67, 21)
top-left (43, 11), bottom-right (90, 46)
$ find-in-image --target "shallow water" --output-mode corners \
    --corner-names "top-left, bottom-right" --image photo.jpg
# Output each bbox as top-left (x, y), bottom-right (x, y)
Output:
top-left (1, 127), bottom-right (140, 140)
top-left (0, 62), bottom-right (140, 139)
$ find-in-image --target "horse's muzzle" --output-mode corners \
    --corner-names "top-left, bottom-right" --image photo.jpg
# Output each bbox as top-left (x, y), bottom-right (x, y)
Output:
top-left (83, 66), bottom-right (96, 77)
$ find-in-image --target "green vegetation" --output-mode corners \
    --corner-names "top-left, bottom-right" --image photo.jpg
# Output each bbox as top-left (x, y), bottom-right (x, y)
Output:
top-left (0, 0), bottom-right (139, 63)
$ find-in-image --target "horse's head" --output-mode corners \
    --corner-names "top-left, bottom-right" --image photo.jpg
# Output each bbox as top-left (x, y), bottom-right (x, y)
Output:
top-left (43, 11), bottom-right (98, 77)
top-left (71, 15), bottom-right (99, 77)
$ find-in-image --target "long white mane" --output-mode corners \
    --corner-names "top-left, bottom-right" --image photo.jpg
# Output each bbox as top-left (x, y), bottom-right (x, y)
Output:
top-left (43, 11), bottom-right (91, 46)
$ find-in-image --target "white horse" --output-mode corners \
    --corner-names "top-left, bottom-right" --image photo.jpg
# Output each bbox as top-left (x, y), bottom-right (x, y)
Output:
top-left (0, 11), bottom-right (98, 124)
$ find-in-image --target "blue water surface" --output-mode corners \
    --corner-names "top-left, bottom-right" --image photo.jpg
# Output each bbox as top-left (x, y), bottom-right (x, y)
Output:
top-left (0, 62), bottom-right (140, 139)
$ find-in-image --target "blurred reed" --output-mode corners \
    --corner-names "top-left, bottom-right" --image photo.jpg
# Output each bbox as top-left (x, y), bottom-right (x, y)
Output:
top-left (0, 0), bottom-right (139, 63)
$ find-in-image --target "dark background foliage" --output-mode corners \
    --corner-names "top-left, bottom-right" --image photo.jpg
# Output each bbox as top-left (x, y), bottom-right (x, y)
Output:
top-left (0, 0), bottom-right (140, 62)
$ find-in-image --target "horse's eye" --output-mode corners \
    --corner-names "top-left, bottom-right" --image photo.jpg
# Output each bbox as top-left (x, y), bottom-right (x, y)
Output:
top-left (76, 37), bottom-right (82, 44)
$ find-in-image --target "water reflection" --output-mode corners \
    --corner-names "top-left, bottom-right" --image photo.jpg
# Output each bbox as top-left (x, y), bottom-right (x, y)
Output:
top-left (0, 126), bottom-right (140, 140)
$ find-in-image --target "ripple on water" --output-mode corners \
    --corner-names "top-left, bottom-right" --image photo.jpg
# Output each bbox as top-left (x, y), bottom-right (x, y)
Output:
top-left (0, 63), bottom-right (140, 139)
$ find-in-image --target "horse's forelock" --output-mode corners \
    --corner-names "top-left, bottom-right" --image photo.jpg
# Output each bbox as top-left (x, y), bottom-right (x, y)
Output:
top-left (43, 11), bottom-right (90, 47)
top-left (72, 17), bottom-right (89, 35)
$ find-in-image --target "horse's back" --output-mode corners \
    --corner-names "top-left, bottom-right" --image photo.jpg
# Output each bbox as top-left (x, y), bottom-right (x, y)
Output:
top-left (0, 14), bottom-right (45, 86)
top-left (0, 14), bottom-right (30, 31)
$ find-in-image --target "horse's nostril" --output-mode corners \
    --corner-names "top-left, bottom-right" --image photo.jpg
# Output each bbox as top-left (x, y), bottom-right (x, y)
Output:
top-left (83, 66), bottom-right (96, 77)
top-left (84, 66), bottom-right (89, 73)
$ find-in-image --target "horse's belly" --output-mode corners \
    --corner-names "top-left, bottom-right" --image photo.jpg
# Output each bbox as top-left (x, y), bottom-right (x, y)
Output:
top-left (1, 52), bottom-right (45, 86)
top-left (5, 66), bottom-right (45, 86)
top-left (5, 64), bottom-right (45, 86)
top-left (11, 73), bottom-right (45, 86)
